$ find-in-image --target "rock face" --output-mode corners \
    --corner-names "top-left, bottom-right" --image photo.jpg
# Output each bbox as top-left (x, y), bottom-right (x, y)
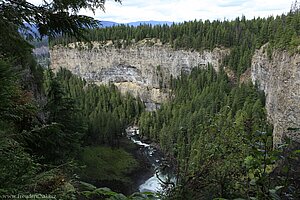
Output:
top-left (50, 39), bottom-right (229, 110)
top-left (50, 39), bottom-right (300, 144)
top-left (33, 45), bottom-right (50, 67)
top-left (251, 44), bottom-right (300, 145)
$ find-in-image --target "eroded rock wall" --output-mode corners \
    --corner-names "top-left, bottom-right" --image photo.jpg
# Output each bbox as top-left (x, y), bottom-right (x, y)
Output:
top-left (50, 39), bottom-right (229, 110)
top-left (251, 44), bottom-right (300, 145)
top-left (50, 39), bottom-right (300, 143)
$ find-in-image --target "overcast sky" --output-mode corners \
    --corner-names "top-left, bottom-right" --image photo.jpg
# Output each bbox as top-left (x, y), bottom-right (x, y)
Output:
top-left (28, 0), bottom-right (293, 23)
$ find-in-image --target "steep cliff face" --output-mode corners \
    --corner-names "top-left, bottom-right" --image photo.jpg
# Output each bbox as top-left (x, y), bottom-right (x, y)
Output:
top-left (50, 39), bottom-right (300, 143)
top-left (50, 39), bottom-right (229, 110)
top-left (251, 44), bottom-right (300, 145)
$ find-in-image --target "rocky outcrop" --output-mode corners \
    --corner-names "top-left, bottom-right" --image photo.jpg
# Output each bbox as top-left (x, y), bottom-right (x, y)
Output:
top-left (33, 45), bottom-right (50, 68)
top-left (50, 39), bottom-right (229, 110)
top-left (251, 44), bottom-right (300, 145)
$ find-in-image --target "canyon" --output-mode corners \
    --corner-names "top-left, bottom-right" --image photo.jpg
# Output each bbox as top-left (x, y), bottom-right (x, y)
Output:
top-left (50, 40), bottom-right (300, 145)
top-left (50, 39), bottom-right (229, 110)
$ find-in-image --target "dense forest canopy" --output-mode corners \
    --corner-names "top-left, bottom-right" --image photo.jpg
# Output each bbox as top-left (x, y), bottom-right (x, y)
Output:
top-left (139, 66), bottom-right (275, 199)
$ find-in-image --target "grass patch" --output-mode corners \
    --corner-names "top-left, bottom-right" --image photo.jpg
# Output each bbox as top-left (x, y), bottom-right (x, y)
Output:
top-left (79, 146), bottom-right (139, 184)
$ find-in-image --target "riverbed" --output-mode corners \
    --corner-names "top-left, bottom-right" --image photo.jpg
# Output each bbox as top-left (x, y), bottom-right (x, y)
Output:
top-left (126, 126), bottom-right (176, 194)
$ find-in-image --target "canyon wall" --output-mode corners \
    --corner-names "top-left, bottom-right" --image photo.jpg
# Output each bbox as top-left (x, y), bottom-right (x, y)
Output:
top-left (50, 39), bottom-right (229, 110)
top-left (50, 39), bottom-right (300, 144)
top-left (251, 44), bottom-right (300, 145)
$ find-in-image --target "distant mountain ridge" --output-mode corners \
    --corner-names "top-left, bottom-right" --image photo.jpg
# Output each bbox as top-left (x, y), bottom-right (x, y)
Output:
top-left (99, 21), bottom-right (119, 27)
top-left (126, 20), bottom-right (173, 26)
top-left (100, 20), bottom-right (173, 27)
top-left (24, 20), bottom-right (173, 35)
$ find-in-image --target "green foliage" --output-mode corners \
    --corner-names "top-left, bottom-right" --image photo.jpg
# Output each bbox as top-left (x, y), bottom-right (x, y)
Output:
top-left (0, 134), bottom-right (37, 193)
top-left (55, 68), bottom-right (144, 146)
top-left (80, 185), bottom-right (159, 200)
top-left (0, 0), bottom-right (121, 39)
top-left (0, 0), bottom-right (149, 198)
top-left (0, 59), bottom-right (38, 193)
top-left (1, 65), bottom-right (144, 195)
top-left (79, 146), bottom-right (139, 184)
top-left (13, 69), bottom-right (87, 165)
top-left (0, 54), bottom-right (144, 199)
top-left (138, 66), bottom-right (279, 199)
top-left (139, 66), bottom-right (300, 199)
top-left (0, 60), bottom-right (86, 195)
top-left (0, 0), bottom-right (136, 195)
top-left (0, 59), bottom-right (19, 119)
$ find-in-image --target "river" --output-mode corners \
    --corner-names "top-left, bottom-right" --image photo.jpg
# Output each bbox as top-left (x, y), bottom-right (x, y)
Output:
top-left (126, 126), bottom-right (176, 194)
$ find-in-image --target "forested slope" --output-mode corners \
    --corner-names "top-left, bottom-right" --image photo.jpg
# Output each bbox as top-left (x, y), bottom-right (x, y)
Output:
top-left (139, 66), bottom-right (278, 199)
top-left (0, 7), bottom-right (146, 198)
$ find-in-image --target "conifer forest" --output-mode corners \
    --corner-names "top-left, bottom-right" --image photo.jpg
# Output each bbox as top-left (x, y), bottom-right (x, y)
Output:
top-left (0, 0), bottom-right (300, 199)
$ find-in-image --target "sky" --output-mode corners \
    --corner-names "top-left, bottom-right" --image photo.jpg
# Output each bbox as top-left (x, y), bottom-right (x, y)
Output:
top-left (28, 0), bottom-right (293, 23)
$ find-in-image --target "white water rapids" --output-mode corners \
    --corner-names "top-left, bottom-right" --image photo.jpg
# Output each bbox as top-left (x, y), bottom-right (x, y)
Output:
top-left (126, 126), bottom-right (176, 193)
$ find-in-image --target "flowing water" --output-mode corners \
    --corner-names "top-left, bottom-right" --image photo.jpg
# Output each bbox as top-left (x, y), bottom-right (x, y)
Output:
top-left (126, 126), bottom-right (176, 193)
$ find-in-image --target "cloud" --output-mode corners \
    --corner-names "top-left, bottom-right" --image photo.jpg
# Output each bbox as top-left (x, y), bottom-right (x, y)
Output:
top-left (218, 0), bottom-right (248, 7)
top-left (28, 0), bottom-right (292, 23)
